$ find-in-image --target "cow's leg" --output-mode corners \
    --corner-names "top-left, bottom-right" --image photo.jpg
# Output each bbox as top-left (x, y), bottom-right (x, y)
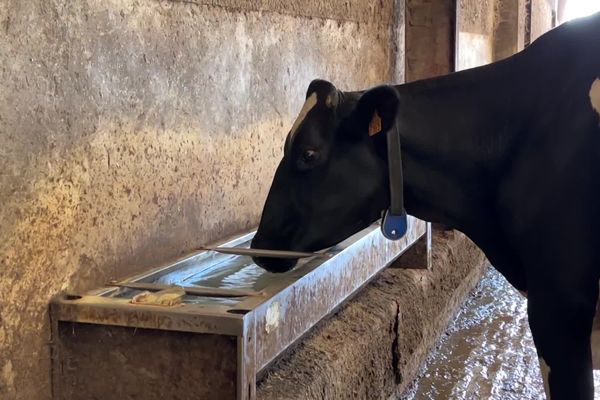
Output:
top-left (519, 290), bottom-right (552, 397)
top-left (527, 283), bottom-right (597, 400)
top-left (539, 357), bottom-right (551, 398)
top-left (519, 291), bottom-right (552, 397)
top-left (592, 285), bottom-right (600, 369)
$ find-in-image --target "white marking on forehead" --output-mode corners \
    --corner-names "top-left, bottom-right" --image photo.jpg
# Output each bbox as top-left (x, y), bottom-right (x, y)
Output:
top-left (288, 92), bottom-right (318, 141)
top-left (590, 78), bottom-right (600, 122)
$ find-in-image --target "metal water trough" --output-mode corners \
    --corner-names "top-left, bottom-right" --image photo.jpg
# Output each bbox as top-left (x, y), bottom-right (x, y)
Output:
top-left (50, 218), bottom-right (429, 400)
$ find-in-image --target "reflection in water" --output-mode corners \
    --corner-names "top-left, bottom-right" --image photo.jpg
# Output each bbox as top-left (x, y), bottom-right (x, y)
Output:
top-left (401, 266), bottom-right (600, 400)
top-left (107, 235), bottom-right (315, 307)
top-left (104, 226), bottom-right (365, 309)
top-left (153, 237), bottom-right (315, 291)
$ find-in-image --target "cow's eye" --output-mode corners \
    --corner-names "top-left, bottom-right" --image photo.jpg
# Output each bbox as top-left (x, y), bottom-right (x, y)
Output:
top-left (302, 149), bottom-right (319, 163)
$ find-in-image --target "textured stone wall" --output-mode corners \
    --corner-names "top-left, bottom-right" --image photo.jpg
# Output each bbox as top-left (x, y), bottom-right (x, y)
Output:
top-left (457, 0), bottom-right (496, 69)
top-left (493, 0), bottom-right (522, 60)
top-left (531, 0), bottom-right (555, 42)
top-left (0, 1), bottom-right (400, 399)
top-left (405, 0), bottom-right (456, 81)
top-left (404, 0), bottom-right (513, 78)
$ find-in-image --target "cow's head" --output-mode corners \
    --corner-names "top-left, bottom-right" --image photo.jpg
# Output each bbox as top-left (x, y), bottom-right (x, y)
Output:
top-left (251, 79), bottom-right (400, 272)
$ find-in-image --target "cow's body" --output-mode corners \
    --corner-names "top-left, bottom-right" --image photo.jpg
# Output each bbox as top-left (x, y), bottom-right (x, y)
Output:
top-left (394, 16), bottom-right (600, 399)
top-left (252, 13), bottom-right (600, 399)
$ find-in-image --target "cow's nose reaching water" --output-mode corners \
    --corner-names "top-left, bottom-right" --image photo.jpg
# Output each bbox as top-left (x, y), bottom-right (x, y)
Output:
top-left (251, 256), bottom-right (298, 273)
top-left (250, 234), bottom-right (299, 273)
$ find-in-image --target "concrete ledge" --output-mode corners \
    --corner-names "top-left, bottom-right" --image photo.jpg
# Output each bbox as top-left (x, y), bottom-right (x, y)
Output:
top-left (165, 0), bottom-right (394, 24)
top-left (257, 231), bottom-right (487, 399)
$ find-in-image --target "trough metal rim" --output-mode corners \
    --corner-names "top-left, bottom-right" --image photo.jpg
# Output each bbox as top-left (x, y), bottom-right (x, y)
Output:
top-left (86, 231), bottom-right (257, 297)
top-left (50, 218), bottom-right (427, 400)
top-left (50, 218), bottom-right (425, 340)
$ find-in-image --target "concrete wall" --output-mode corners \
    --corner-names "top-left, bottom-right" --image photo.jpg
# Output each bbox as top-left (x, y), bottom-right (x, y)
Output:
top-left (405, 0), bottom-right (534, 78)
top-left (0, 2), bottom-right (401, 399)
top-left (531, 0), bottom-right (555, 41)
top-left (494, 0), bottom-right (523, 59)
top-left (405, 0), bottom-right (455, 81)
top-left (457, 0), bottom-right (496, 69)
top-left (459, 0), bottom-right (555, 67)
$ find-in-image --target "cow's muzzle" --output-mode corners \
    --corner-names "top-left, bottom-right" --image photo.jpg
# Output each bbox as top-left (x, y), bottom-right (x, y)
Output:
top-left (252, 256), bottom-right (298, 273)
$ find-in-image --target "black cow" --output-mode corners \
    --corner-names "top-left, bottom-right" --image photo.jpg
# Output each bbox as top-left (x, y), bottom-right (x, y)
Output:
top-left (251, 13), bottom-right (600, 400)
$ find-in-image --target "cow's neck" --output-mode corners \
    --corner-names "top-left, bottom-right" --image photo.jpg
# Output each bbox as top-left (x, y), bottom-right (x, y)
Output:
top-left (389, 61), bottom-right (530, 289)
top-left (392, 59), bottom-right (524, 232)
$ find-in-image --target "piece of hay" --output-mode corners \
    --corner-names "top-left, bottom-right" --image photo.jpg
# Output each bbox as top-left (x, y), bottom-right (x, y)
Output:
top-left (131, 287), bottom-right (185, 307)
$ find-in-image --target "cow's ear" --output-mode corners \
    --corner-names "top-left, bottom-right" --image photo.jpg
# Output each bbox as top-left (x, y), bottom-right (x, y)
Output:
top-left (354, 85), bottom-right (400, 137)
top-left (306, 79), bottom-right (339, 109)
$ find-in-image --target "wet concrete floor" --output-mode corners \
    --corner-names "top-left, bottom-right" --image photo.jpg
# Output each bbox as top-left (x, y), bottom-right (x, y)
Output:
top-left (400, 265), bottom-right (600, 400)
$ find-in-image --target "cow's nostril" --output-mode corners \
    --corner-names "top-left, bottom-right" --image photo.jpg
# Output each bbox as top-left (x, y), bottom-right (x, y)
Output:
top-left (252, 256), bottom-right (298, 273)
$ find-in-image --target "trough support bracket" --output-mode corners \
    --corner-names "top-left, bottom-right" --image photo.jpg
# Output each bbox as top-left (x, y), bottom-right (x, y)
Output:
top-left (238, 313), bottom-right (257, 400)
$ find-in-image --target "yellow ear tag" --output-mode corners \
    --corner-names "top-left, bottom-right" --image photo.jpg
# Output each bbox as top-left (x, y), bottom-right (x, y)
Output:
top-left (368, 111), bottom-right (382, 136)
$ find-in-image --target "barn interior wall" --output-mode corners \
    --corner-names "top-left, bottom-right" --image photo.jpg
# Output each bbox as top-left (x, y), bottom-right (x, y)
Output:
top-left (405, 0), bottom-right (456, 81)
top-left (0, 2), bottom-right (398, 398)
top-left (457, 0), bottom-right (496, 70)
top-left (531, 0), bottom-right (556, 41)
top-left (493, 0), bottom-right (523, 60)
top-left (0, 1), bottom-right (555, 399)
